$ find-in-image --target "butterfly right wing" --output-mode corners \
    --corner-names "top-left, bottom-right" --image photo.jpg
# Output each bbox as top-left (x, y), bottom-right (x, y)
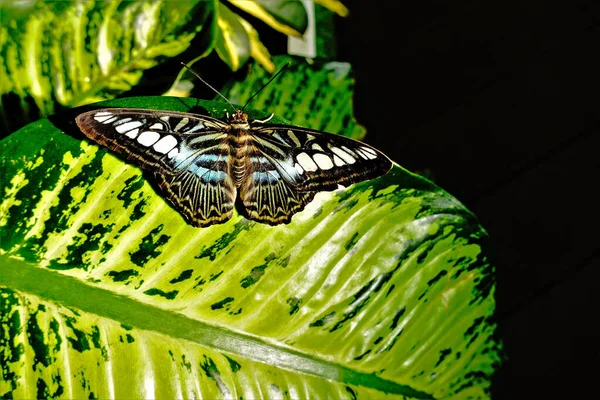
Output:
top-left (76, 108), bottom-right (236, 227)
top-left (238, 145), bottom-right (316, 225)
top-left (238, 124), bottom-right (392, 224)
top-left (250, 124), bottom-right (393, 192)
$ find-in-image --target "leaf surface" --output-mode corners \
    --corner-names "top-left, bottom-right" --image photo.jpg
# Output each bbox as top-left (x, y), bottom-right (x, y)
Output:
top-left (0, 96), bottom-right (500, 398)
top-left (224, 56), bottom-right (367, 140)
top-left (0, 0), bottom-right (215, 136)
top-left (227, 0), bottom-right (308, 37)
top-left (215, 2), bottom-right (251, 72)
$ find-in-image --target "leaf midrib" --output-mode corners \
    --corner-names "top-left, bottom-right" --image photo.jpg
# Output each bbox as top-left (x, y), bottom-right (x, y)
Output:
top-left (0, 254), bottom-right (433, 399)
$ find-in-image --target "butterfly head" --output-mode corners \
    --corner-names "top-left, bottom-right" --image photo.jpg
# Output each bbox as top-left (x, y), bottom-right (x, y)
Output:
top-left (229, 110), bottom-right (250, 131)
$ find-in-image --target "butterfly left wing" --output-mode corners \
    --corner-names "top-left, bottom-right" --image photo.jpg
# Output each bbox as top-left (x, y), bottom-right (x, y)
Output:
top-left (76, 108), bottom-right (236, 227)
top-left (250, 124), bottom-right (393, 192)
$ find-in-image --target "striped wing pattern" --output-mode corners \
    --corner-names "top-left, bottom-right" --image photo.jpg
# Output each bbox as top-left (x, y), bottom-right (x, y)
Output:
top-left (251, 125), bottom-right (392, 192)
top-left (76, 109), bottom-right (236, 227)
top-left (76, 108), bottom-right (392, 227)
top-left (239, 146), bottom-right (316, 224)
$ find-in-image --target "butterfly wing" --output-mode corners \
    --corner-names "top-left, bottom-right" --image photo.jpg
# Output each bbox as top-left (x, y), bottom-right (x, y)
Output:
top-left (250, 124), bottom-right (393, 192)
top-left (76, 109), bottom-right (236, 227)
top-left (237, 124), bottom-right (392, 224)
top-left (238, 145), bottom-right (315, 225)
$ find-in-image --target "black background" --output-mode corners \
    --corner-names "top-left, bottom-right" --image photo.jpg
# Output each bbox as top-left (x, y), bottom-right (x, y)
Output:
top-left (335, 1), bottom-right (600, 398)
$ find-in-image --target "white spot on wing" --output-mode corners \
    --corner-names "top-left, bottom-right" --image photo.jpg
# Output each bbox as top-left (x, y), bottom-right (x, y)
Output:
top-left (355, 148), bottom-right (370, 160)
top-left (333, 155), bottom-right (345, 166)
top-left (331, 146), bottom-right (356, 164)
top-left (361, 146), bottom-right (377, 155)
top-left (175, 118), bottom-right (189, 131)
top-left (113, 118), bottom-right (132, 125)
top-left (94, 111), bottom-right (112, 117)
top-left (294, 162), bottom-right (304, 174)
top-left (311, 143), bottom-right (325, 151)
top-left (115, 121), bottom-right (143, 133)
top-left (160, 116), bottom-right (170, 122)
top-left (153, 135), bottom-right (178, 154)
top-left (137, 131), bottom-right (160, 146)
top-left (297, 152), bottom-right (318, 172)
top-left (149, 123), bottom-right (163, 130)
top-left (94, 114), bottom-right (113, 122)
top-left (102, 116), bottom-right (118, 124)
top-left (125, 129), bottom-right (139, 139)
top-left (341, 146), bottom-right (357, 157)
top-left (313, 154), bottom-right (334, 170)
top-left (167, 148), bottom-right (179, 158)
top-left (360, 146), bottom-right (378, 159)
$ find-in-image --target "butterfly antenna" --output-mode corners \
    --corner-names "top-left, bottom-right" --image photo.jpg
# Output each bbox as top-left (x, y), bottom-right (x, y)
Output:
top-left (241, 62), bottom-right (291, 111)
top-left (180, 62), bottom-right (237, 112)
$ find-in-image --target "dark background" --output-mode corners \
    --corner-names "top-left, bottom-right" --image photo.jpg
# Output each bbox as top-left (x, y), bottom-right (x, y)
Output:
top-left (336, 1), bottom-right (600, 398)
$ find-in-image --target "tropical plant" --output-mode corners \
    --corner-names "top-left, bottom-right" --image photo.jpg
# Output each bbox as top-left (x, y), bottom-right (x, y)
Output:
top-left (0, 62), bottom-right (501, 398)
top-left (0, 1), bottom-right (502, 397)
top-left (0, 0), bottom-right (346, 137)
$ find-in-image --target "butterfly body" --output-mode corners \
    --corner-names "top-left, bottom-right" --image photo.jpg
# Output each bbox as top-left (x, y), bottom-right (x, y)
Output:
top-left (228, 112), bottom-right (254, 186)
top-left (76, 108), bottom-right (392, 227)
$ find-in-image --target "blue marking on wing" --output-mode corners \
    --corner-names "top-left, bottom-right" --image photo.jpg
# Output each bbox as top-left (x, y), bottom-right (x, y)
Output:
top-left (249, 156), bottom-right (272, 166)
top-left (196, 153), bottom-right (220, 163)
top-left (253, 170), bottom-right (281, 184)
top-left (275, 159), bottom-right (302, 185)
top-left (183, 163), bottom-right (226, 183)
top-left (188, 164), bottom-right (209, 176)
top-left (203, 169), bottom-right (227, 184)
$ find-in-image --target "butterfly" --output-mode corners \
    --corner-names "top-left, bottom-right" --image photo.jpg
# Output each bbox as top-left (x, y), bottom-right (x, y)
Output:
top-left (75, 107), bottom-right (392, 227)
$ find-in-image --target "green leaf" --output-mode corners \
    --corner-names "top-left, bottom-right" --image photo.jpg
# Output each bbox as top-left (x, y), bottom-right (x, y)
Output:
top-left (0, 96), bottom-right (501, 398)
top-left (215, 2), bottom-right (250, 71)
top-left (223, 56), bottom-right (367, 140)
top-left (1, 260), bottom-right (430, 399)
top-left (228, 0), bottom-right (308, 37)
top-left (238, 16), bottom-right (276, 73)
top-left (0, 0), bottom-right (215, 137)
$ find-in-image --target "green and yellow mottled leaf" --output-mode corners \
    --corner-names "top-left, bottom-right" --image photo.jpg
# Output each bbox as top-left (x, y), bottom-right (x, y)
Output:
top-left (239, 17), bottom-right (276, 73)
top-left (0, 268), bottom-right (422, 399)
top-left (0, 95), bottom-right (501, 398)
top-left (0, 0), bottom-right (215, 136)
top-left (216, 2), bottom-right (250, 72)
top-left (223, 56), bottom-right (367, 140)
top-left (227, 0), bottom-right (308, 37)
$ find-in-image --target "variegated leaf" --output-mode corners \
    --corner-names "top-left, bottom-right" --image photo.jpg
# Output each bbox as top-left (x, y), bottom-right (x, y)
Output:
top-left (0, 0), bottom-right (215, 137)
top-left (0, 96), bottom-right (501, 399)
top-left (223, 56), bottom-right (367, 140)
top-left (216, 2), bottom-right (251, 72)
top-left (227, 0), bottom-right (308, 37)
